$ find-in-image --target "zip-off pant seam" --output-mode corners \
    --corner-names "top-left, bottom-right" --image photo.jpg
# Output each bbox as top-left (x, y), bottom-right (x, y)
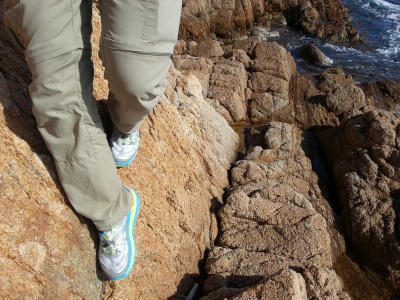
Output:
top-left (72, 49), bottom-right (98, 158)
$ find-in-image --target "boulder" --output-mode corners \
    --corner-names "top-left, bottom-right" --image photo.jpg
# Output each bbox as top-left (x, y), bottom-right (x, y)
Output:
top-left (179, 1), bottom-right (212, 40)
top-left (173, 55), bottom-right (214, 97)
top-left (315, 68), bottom-right (370, 115)
top-left (201, 269), bottom-right (308, 300)
top-left (187, 39), bottom-right (225, 58)
top-left (208, 58), bottom-right (248, 123)
top-left (298, 44), bottom-right (333, 66)
top-left (233, 36), bottom-right (262, 56)
top-left (318, 109), bottom-right (400, 283)
top-left (209, 0), bottom-right (255, 39)
top-left (202, 122), bottom-right (351, 299)
top-left (248, 42), bottom-right (296, 122)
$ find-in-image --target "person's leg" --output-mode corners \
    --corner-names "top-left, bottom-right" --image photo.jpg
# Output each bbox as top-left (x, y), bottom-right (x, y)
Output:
top-left (3, 0), bottom-right (132, 230)
top-left (98, 0), bottom-right (182, 166)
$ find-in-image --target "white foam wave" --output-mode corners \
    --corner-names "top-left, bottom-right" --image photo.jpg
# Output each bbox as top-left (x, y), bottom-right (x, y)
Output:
top-left (373, 0), bottom-right (400, 12)
top-left (357, 0), bottom-right (400, 20)
top-left (377, 47), bottom-right (400, 56)
top-left (323, 43), bottom-right (365, 55)
top-left (351, 0), bottom-right (400, 59)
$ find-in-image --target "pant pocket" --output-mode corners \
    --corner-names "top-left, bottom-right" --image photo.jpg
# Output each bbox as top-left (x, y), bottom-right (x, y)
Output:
top-left (142, 0), bottom-right (182, 43)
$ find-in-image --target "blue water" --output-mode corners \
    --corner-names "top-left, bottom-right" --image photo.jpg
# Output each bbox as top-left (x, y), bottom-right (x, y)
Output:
top-left (274, 0), bottom-right (400, 82)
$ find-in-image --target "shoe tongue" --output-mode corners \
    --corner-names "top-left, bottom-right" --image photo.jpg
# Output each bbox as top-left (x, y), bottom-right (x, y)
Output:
top-left (99, 231), bottom-right (118, 255)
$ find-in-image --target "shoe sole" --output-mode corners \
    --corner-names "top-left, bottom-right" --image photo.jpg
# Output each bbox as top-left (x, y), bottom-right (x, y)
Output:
top-left (107, 189), bottom-right (140, 280)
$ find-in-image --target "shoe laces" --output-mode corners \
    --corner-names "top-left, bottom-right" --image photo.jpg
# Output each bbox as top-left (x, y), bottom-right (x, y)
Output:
top-left (99, 225), bottom-right (126, 256)
top-left (113, 130), bottom-right (139, 147)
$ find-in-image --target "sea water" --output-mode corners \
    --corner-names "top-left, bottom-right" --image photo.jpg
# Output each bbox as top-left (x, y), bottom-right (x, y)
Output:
top-left (274, 0), bottom-right (400, 82)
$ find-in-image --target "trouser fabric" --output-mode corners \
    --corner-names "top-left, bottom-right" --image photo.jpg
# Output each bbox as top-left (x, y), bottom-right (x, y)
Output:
top-left (4, 0), bottom-right (181, 230)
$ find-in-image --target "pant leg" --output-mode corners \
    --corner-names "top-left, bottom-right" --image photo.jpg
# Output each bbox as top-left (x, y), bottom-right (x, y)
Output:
top-left (98, 0), bottom-right (182, 134)
top-left (4, 0), bottom-right (132, 230)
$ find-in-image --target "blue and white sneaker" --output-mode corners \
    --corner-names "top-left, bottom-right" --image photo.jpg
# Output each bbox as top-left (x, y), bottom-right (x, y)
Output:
top-left (98, 189), bottom-right (140, 280)
top-left (111, 129), bottom-right (140, 167)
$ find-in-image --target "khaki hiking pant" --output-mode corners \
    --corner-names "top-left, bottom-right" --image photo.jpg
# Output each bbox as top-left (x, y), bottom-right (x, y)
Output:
top-left (4, 0), bottom-right (181, 230)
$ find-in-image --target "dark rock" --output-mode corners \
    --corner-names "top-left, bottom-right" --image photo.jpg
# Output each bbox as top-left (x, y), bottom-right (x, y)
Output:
top-left (298, 44), bottom-right (333, 66)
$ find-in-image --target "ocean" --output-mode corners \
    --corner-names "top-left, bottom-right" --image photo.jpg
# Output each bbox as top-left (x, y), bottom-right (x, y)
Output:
top-left (274, 0), bottom-right (400, 82)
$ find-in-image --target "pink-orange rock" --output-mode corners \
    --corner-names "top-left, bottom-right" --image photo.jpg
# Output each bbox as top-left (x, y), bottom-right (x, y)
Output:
top-left (208, 58), bottom-right (248, 123)
top-left (179, 3), bottom-right (211, 41)
top-left (315, 68), bottom-right (370, 115)
top-left (181, 0), bottom-right (263, 41)
top-left (173, 55), bottom-right (214, 97)
top-left (248, 42), bottom-right (295, 122)
top-left (1, 5), bottom-right (240, 299)
top-left (202, 122), bottom-right (351, 299)
top-left (187, 39), bottom-right (225, 58)
top-left (103, 69), bottom-right (240, 299)
top-left (201, 269), bottom-right (307, 300)
top-left (318, 109), bottom-right (400, 283)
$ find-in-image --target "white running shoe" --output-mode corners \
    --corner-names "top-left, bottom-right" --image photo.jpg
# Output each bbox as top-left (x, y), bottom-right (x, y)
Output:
top-left (98, 189), bottom-right (140, 280)
top-left (111, 129), bottom-right (140, 167)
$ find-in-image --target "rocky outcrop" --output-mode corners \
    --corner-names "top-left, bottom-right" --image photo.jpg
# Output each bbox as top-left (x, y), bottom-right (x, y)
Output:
top-left (175, 37), bottom-right (342, 128)
top-left (247, 41), bottom-right (297, 122)
top-left (361, 79), bottom-right (400, 114)
top-left (207, 58), bottom-right (248, 123)
top-left (318, 109), bottom-right (400, 284)
top-left (173, 21), bottom-right (398, 299)
top-left (180, 0), bottom-right (261, 41)
top-left (200, 121), bottom-right (353, 299)
top-left (180, 0), bottom-right (360, 43)
top-left (1, 5), bottom-right (240, 299)
top-left (0, 6), bottom-right (101, 297)
top-left (101, 68), bottom-right (240, 300)
top-left (266, 0), bottom-right (361, 42)
top-left (3, 1), bottom-right (399, 299)
top-left (314, 68), bottom-right (370, 116)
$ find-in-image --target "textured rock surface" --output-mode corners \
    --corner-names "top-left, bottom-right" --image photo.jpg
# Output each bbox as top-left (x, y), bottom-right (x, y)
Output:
top-left (1, 5), bottom-right (240, 299)
top-left (361, 79), bottom-right (400, 114)
top-left (315, 68), bottom-right (370, 115)
top-left (201, 269), bottom-right (308, 300)
top-left (201, 121), bottom-right (351, 299)
top-left (102, 68), bottom-right (240, 300)
top-left (179, 0), bottom-right (360, 43)
top-left (2, 1), bottom-right (399, 299)
top-left (266, 0), bottom-right (361, 42)
top-left (173, 55), bottom-right (214, 98)
top-left (179, 0), bottom-right (258, 40)
top-left (248, 41), bottom-right (296, 122)
top-left (175, 37), bottom-right (341, 128)
top-left (318, 109), bottom-right (400, 283)
top-left (207, 58), bottom-right (248, 122)
top-left (0, 6), bottom-right (101, 298)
